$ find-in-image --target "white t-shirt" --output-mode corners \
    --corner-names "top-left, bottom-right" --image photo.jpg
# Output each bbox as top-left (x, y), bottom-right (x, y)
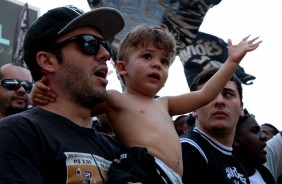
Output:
top-left (249, 169), bottom-right (266, 184)
top-left (264, 133), bottom-right (282, 182)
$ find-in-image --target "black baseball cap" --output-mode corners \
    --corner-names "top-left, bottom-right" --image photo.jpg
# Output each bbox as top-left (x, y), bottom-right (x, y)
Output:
top-left (23, 5), bottom-right (125, 81)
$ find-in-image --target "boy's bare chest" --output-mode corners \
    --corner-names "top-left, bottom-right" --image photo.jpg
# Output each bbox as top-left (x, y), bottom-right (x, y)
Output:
top-left (125, 98), bottom-right (166, 115)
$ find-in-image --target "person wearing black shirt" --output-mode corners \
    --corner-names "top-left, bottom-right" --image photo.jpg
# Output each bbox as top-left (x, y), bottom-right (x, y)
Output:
top-left (0, 5), bottom-right (125, 183)
top-left (181, 67), bottom-right (250, 184)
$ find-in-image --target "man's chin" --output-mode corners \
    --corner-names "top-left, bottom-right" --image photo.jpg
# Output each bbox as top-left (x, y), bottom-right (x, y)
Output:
top-left (6, 106), bottom-right (28, 116)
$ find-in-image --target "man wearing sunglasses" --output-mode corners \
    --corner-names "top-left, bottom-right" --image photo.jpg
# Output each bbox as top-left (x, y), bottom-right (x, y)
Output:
top-left (0, 5), bottom-right (126, 183)
top-left (0, 63), bottom-right (33, 119)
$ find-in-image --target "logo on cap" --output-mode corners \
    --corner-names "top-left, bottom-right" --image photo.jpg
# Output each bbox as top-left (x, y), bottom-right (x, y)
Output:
top-left (65, 5), bottom-right (84, 15)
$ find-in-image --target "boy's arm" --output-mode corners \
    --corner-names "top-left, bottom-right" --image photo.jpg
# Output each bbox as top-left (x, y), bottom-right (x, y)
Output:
top-left (168, 36), bottom-right (261, 115)
top-left (194, 36), bottom-right (261, 100)
top-left (91, 90), bottom-right (121, 116)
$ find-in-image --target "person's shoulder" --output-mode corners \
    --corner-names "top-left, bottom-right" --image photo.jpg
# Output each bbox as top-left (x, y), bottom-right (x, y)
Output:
top-left (107, 89), bottom-right (122, 96)
top-left (0, 109), bottom-right (42, 140)
top-left (267, 132), bottom-right (282, 147)
top-left (181, 134), bottom-right (209, 168)
top-left (180, 132), bottom-right (190, 139)
top-left (107, 89), bottom-right (126, 102)
top-left (180, 128), bottom-right (201, 142)
top-left (0, 108), bottom-right (34, 126)
top-left (0, 107), bottom-right (58, 129)
top-left (181, 131), bottom-right (207, 153)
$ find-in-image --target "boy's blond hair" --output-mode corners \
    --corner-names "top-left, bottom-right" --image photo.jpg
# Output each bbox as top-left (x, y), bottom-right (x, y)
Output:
top-left (117, 24), bottom-right (176, 63)
top-left (116, 24), bottom-right (176, 87)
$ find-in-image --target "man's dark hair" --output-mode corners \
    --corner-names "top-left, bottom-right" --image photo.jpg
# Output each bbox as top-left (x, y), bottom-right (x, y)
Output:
top-left (174, 115), bottom-right (188, 124)
top-left (190, 67), bottom-right (243, 102)
top-left (236, 108), bottom-right (254, 128)
top-left (186, 113), bottom-right (196, 127)
top-left (261, 123), bottom-right (279, 135)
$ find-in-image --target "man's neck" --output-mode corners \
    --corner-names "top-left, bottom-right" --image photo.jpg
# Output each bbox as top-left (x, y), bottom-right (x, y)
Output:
top-left (196, 126), bottom-right (235, 147)
top-left (39, 100), bottom-right (93, 128)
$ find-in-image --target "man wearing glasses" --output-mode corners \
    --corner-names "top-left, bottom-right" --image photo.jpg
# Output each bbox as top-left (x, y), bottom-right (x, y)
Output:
top-left (0, 63), bottom-right (33, 118)
top-left (0, 5), bottom-right (126, 183)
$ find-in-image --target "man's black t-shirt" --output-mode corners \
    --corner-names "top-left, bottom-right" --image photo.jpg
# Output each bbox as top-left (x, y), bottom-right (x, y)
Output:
top-left (0, 107), bottom-right (120, 183)
top-left (181, 128), bottom-right (250, 184)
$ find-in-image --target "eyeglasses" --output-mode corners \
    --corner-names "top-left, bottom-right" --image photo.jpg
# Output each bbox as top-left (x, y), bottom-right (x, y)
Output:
top-left (54, 34), bottom-right (111, 56)
top-left (0, 79), bottom-right (33, 93)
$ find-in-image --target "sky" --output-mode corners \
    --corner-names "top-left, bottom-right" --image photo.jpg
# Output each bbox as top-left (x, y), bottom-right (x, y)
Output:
top-left (17, 0), bottom-right (282, 130)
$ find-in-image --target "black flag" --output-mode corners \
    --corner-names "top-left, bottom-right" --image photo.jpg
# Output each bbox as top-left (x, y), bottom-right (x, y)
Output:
top-left (87, 0), bottom-right (224, 91)
top-left (179, 32), bottom-right (256, 87)
top-left (87, 0), bottom-right (222, 61)
top-left (12, 3), bottom-right (29, 65)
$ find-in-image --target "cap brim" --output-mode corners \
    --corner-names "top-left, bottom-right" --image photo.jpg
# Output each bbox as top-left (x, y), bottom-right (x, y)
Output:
top-left (58, 7), bottom-right (125, 40)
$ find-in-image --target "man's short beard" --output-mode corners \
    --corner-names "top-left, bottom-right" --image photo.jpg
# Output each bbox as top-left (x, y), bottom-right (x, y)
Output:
top-left (57, 57), bottom-right (108, 109)
top-left (69, 85), bottom-right (108, 109)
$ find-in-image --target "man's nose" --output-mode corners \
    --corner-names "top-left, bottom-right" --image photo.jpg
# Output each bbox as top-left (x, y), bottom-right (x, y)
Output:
top-left (96, 44), bottom-right (111, 62)
top-left (17, 86), bottom-right (27, 93)
top-left (214, 94), bottom-right (225, 107)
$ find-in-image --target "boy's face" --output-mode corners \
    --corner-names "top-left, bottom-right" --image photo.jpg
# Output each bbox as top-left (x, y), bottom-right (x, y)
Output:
top-left (121, 42), bottom-right (170, 96)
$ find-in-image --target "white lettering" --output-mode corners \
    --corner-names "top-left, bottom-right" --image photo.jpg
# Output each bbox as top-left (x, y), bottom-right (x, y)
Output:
top-left (226, 167), bottom-right (247, 184)
top-left (179, 40), bottom-right (224, 64)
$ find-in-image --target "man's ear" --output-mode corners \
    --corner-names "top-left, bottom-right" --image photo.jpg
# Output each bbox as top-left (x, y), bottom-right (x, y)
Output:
top-left (36, 51), bottom-right (57, 73)
top-left (240, 102), bottom-right (244, 116)
top-left (115, 61), bottom-right (127, 76)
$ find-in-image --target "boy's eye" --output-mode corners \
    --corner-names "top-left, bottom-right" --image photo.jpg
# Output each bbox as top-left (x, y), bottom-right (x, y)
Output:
top-left (161, 59), bottom-right (170, 66)
top-left (143, 54), bottom-right (152, 60)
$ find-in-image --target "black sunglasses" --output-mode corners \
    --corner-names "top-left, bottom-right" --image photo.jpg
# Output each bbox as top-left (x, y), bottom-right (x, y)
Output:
top-left (54, 34), bottom-right (111, 56)
top-left (0, 79), bottom-right (33, 93)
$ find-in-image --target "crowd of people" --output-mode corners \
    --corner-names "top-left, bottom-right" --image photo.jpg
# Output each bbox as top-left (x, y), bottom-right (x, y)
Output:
top-left (0, 3), bottom-right (281, 184)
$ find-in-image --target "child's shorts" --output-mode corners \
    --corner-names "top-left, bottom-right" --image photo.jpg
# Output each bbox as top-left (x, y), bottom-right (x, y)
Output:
top-left (107, 146), bottom-right (182, 184)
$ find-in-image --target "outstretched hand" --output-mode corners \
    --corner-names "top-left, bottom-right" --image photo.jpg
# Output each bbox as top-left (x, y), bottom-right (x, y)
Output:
top-left (30, 76), bottom-right (56, 106)
top-left (227, 35), bottom-right (262, 64)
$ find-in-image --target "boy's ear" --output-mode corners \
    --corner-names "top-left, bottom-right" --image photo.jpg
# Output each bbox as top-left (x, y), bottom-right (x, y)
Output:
top-left (115, 61), bottom-right (127, 76)
top-left (36, 51), bottom-right (57, 73)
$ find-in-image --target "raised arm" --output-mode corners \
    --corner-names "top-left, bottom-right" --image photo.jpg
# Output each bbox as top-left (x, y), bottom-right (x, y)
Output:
top-left (197, 35), bottom-right (261, 99)
top-left (168, 35), bottom-right (261, 115)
